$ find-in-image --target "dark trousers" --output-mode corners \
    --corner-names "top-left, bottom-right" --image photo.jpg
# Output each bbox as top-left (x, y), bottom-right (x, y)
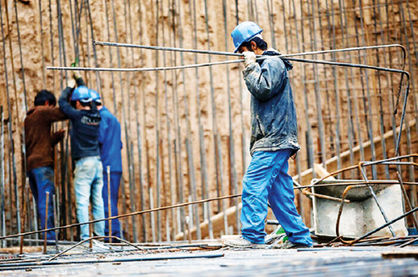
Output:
top-left (28, 166), bottom-right (56, 240)
top-left (102, 171), bottom-right (122, 239)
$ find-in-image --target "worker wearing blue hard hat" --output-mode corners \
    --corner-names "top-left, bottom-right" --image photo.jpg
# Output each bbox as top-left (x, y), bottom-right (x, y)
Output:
top-left (89, 89), bottom-right (123, 241)
top-left (59, 71), bottom-right (106, 246)
top-left (231, 21), bottom-right (263, 53)
top-left (225, 22), bottom-right (312, 249)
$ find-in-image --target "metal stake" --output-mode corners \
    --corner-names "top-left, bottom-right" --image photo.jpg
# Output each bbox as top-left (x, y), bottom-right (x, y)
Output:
top-left (107, 166), bottom-right (112, 243)
top-left (43, 192), bottom-right (49, 254)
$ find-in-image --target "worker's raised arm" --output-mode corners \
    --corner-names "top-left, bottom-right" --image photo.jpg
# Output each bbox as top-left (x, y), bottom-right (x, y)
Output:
top-left (242, 55), bottom-right (287, 102)
top-left (75, 76), bottom-right (86, 87)
top-left (44, 107), bottom-right (68, 122)
top-left (58, 86), bottom-right (81, 120)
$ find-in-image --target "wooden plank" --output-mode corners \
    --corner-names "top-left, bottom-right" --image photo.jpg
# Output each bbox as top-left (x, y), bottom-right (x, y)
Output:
top-left (382, 251), bottom-right (418, 259)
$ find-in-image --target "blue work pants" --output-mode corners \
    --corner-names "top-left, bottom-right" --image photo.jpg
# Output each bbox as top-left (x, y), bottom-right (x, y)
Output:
top-left (241, 150), bottom-right (312, 246)
top-left (28, 166), bottom-right (56, 240)
top-left (102, 171), bottom-right (122, 239)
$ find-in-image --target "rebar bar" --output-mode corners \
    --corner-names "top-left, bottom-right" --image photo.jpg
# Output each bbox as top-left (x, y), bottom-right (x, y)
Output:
top-left (177, 0), bottom-right (200, 241)
top-left (47, 235), bottom-right (147, 262)
top-left (0, 252), bottom-right (224, 271)
top-left (349, 207), bottom-right (418, 245)
top-left (354, 0), bottom-right (377, 179)
top-left (336, 185), bottom-right (364, 243)
top-left (308, 0), bottom-right (327, 167)
top-left (43, 192), bottom-right (49, 254)
top-left (0, 107), bottom-right (4, 248)
top-left (0, 193), bottom-right (242, 241)
top-left (399, 237), bottom-right (418, 248)
top-left (107, 166), bottom-right (112, 243)
top-left (395, 171), bottom-right (418, 230)
top-left (358, 163), bottom-right (396, 237)
top-left (93, 41), bottom-right (406, 60)
top-left (311, 154), bottom-right (417, 187)
top-left (0, 0), bottom-right (20, 238)
top-left (45, 57), bottom-right (411, 75)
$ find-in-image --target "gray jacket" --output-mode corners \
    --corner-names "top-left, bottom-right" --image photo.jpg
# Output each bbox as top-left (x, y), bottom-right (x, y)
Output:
top-left (242, 49), bottom-right (300, 156)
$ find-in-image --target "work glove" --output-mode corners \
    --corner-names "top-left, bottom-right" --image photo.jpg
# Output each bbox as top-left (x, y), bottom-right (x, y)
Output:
top-left (67, 78), bottom-right (76, 88)
top-left (70, 58), bottom-right (82, 80)
top-left (242, 51), bottom-right (256, 67)
top-left (72, 71), bottom-right (82, 80)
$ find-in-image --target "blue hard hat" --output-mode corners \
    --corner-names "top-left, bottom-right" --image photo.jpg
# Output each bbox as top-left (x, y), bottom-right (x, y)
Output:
top-left (89, 89), bottom-right (102, 104)
top-left (231, 21), bottom-right (263, 53)
top-left (71, 86), bottom-right (91, 103)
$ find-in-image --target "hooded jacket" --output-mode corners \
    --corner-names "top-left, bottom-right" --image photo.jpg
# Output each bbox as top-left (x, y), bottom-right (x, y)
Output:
top-left (242, 49), bottom-right (300, 155)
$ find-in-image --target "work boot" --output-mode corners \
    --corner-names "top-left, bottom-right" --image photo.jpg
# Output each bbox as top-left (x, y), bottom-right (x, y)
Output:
top-left (92, 239), bottom-right (112, 251)
top-left (223, 235), bottom-right (266, 249)
top-left (276, 240), bottom-right (312, 249)
top-left (265, 225), bottom-right (288, 245)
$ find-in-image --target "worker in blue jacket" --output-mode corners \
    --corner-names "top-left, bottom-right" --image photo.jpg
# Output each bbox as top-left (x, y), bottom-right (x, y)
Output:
top-left (225, 22), bottom-right (312, 249)
top-left (90, 89), bottom-right (123, 240)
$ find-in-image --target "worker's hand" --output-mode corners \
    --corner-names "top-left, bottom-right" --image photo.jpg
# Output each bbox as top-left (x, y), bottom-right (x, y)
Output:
top-left (242, 51), bottom-right (256, 67)
top-left (67, 78), bottom-right (76, 88)
top-left (72, 71), bottom-right (82, 80)
top-left (70, 58), bottom-right (79, 68)
top-left (52, 129), bottom-right (65, 145)
top-left (71, 58), bottom-right (82, 80)
top-left (55, 129), bottom-right (65, 140)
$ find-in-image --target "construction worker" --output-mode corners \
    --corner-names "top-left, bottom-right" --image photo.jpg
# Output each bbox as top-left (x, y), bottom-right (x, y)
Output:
top-left (225, 21), bottom-right (312, 249)
top-left (89, 89), bottom-right (123, 241)
top-left (58, 74), bottom-right (105, 244)
top-left (25, 90), bottom-right (67, 241)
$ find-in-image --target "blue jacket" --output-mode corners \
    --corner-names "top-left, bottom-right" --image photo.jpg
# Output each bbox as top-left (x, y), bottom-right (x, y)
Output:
top-left (59, 78), bottom-right (101, 161)
top-left (98, 106), bottom-right (122, 173)
top-left (242, 49), bottom-right (300, 155)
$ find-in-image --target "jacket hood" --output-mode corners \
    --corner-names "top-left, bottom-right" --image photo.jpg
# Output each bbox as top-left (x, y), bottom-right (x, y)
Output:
top-left (262, 48), bottom-right (293, 71)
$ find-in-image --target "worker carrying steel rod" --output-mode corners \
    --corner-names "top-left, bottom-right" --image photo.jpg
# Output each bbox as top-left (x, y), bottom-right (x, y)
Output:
top-left (224, 21), bottom-right (313, 249)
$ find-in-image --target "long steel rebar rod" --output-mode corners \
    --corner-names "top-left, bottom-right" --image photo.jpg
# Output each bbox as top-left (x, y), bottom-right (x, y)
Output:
top-left (0, 193), bottom-right (241, 241)
top-left (45, 57), bottom-right (411, 75)
top-left (310, 154), bottom-right (417, 186)
top-left (297, 180), bottom-right (418, 189)
top-left (0, 0), bottom-right (20, 238)
top-left (0, 253), bottom-right (224, 271)
top-left (93, 41), bottom-right (406, 60)
top-left (47, 55), bottom-right (411, 152)
top-left (0, 107), bottom-right (4, 248)
top-left (358, 163), bottom-right (396, 237)
top-left (396, 171), bottom-right (418, 229)
top-left (1, 178), bottom-right (417, 241)
top-left (348, 207), bottom-right (418, 245)
top-left (47, 235), bottom-right (147, 262)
